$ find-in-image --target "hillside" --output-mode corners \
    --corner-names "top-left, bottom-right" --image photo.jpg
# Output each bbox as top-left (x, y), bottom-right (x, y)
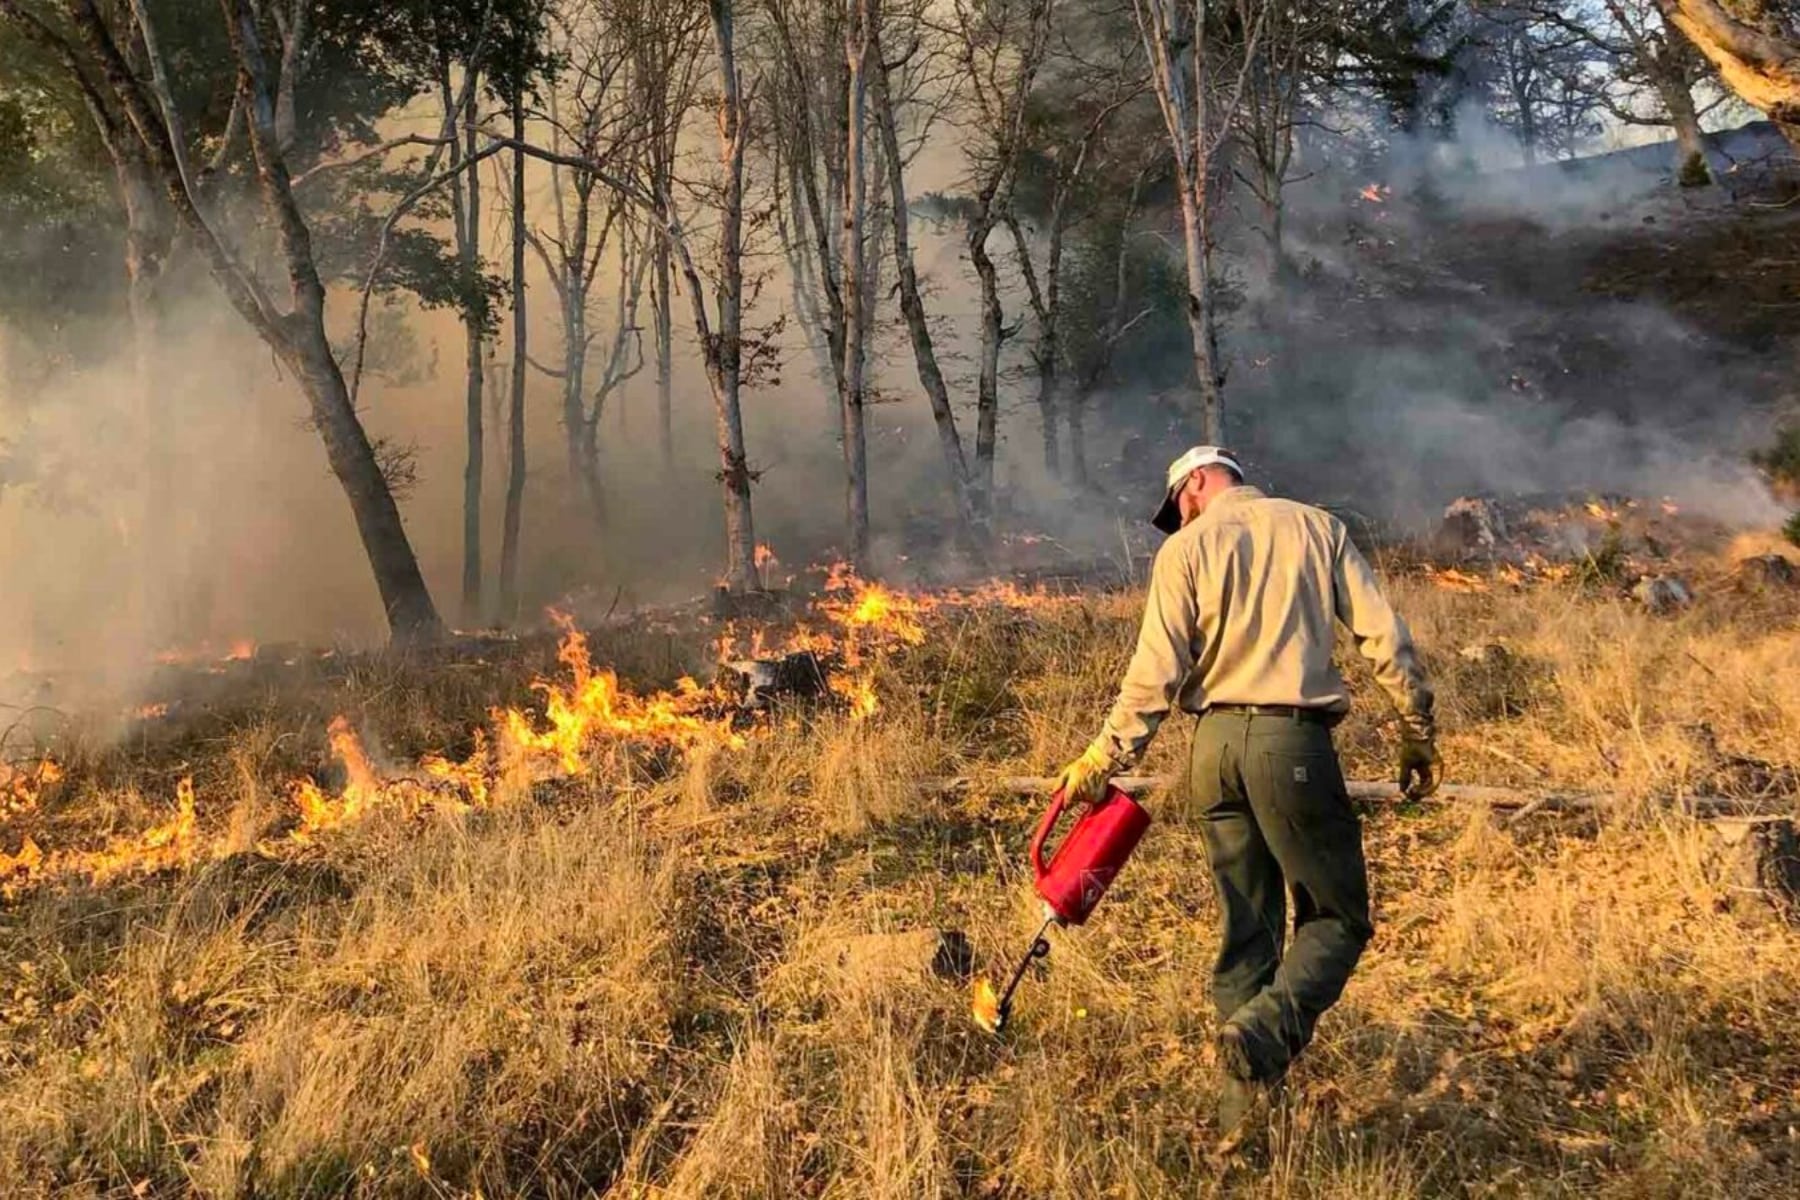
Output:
top-left (4, 556), bottom-right (1800, 1196)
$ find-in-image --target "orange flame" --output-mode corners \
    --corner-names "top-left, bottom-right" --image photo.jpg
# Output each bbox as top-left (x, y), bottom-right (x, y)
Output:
top-left (11, 576), bottom-right (1076, 890)
top-left (830, 672), bottom-right (880, 721)
top-left (3, 777), bottom-right (202, 895)
top-left (421, 728), bottom-right (491, 809)
top-left (496, 622), bottom-right (743, 776)
top-left (2, 758), bottom-right (62, 821)
top-left (292, 715), bottom-right (409, 838)
top-left (86, 777), bottom-right (199, 883)
top-left (971, 977), bottom-right (1003, 1032)
top-left (1426, 566), bottom-right (1491, 593)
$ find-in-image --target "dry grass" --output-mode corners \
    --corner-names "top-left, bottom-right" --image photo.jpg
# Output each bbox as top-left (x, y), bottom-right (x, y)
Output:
top-left (3, 573), bottom-right (1799, 1196)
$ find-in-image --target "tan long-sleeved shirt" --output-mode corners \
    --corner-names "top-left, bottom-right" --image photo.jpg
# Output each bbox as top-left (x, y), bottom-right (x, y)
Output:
top-left (1091, 486), bottom-right (1433, 767)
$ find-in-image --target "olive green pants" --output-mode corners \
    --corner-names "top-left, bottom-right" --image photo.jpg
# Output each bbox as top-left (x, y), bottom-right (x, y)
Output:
top-left (1190, 709), bottom-right (1373, 1081)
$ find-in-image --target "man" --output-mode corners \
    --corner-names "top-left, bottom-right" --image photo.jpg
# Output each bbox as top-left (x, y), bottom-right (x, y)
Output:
top-left (1058, 445), bottom-right (1440, 1150)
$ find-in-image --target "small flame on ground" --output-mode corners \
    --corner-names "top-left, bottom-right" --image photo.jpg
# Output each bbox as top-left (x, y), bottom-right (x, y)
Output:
top-left (1426, 566), bottom-right (1491, 593)
top-left (971, 977), bottom-right (1003, 1032)
top-left (2, 758), bottom-right (62, 821)
top-left (293, 716), bottom-right (403, 838)
top-left (3, 777), bottom-right (201, 896)
top-left (830, 672), bottom-right (880, 720)
top-left (133, 703), bottom-right (171, 721)
top-left (497, 619), bottom-right (744, 776)
top-left (1359, 182), bottom-right (1389, 203)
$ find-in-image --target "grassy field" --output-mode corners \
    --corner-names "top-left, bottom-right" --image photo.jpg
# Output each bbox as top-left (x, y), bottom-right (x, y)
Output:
top-left (3, 557), bottom-right (1800, 1197)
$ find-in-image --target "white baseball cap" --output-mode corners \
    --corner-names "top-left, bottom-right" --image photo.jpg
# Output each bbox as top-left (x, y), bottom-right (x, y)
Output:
top-left (1152, 445), bottom-right (1243, 533)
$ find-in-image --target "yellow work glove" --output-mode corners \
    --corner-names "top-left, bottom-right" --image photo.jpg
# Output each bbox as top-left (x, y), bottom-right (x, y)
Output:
top-left (1398, 734), bottom-right (1443, 799)
top-left (1057, 743), bottom-right (1117, 806)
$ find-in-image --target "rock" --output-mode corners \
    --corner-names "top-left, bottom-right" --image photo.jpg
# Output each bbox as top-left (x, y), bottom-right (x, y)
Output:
top-left (1458, 642), bottom-right (1512, 667)
top-left (1735, 554), bottom-right (1797, 590)
top-left (1631, 574), bottom-right (1692, 613)
top-left (716, 651), bottom-right (837, 709)
top-left (1436, 496), bottom-right (1509, 558)
top-left (1705, 818), bottom-right (1800, 926)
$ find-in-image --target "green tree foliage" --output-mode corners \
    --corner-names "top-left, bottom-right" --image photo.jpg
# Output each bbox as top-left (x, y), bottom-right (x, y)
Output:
top-left (0, 39), bottom-right (119, 360)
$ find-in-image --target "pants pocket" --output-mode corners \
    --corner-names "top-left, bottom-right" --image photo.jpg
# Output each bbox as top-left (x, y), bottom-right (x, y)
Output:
top-left (1255, 744), bottom-right (1352, 827)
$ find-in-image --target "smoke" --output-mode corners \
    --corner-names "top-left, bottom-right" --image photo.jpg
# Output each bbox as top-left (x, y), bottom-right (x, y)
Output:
top-left (1180, 108), bottom-right (1796, 533)
top-left (2, 84), bottom-right (1795, 696)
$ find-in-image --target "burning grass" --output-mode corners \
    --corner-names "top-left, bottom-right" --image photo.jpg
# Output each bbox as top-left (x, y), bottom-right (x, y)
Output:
top-left (2, 561), bottom-right (1799, 1195)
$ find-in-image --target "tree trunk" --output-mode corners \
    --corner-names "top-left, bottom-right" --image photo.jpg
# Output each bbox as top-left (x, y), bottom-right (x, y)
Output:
top-left (1261, 184), bottom-right (1287, 286)
top-left (561, 191), bottom-right (595, 525)
top-left (1137, 0), bottom-right (1230, 443)
top-left (653, 237), bottom-right (673, 471)
top-left (563, 293), bottom-right (593, 521)
top-left (841, 0), bottom-right (872, 569)
top-left (1658, 63), bottom-right (1713, 185)
top-left (453, 72), bottom-right (484, 625)
top-left (1660, 0), bottom-right (1800, 150)
top-left (970, 218), bottom-right (1002, 514)
top-left (1177, 180), bottom-right (1226, 441)
top-left (868, 24), bottom-right (981, 540)
top-left (1066, 392), bottom-right (1086, 486)
top-left (292, 328), bottom-right (443, 641)
top-left (708, 0), bottom-right (759, 593)
top-left (498, 94), bottom-right (528, 626)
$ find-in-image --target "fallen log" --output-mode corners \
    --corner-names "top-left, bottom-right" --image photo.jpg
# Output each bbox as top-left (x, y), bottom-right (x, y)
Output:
top-left (924, 775), bottom-right (1772, 819)
top-left (927, 776), bottom-right (1799, 924)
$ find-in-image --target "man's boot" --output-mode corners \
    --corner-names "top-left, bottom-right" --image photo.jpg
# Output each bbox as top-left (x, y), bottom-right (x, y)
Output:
top-left (1213, 1023), bottom-right (1270, 1157)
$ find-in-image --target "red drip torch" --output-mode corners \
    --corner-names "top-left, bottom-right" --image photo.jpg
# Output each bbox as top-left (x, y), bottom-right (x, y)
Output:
top-left (975, 783), bottom-right (1151, 1033)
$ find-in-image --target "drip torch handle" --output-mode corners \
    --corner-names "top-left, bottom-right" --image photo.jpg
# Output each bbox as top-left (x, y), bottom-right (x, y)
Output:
top-left (1029, 787), bottom-right (1071, 884)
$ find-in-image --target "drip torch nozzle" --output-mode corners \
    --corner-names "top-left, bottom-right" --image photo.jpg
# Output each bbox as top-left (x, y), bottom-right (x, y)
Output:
top-left (977, 911), bottom-right (1057, 1035)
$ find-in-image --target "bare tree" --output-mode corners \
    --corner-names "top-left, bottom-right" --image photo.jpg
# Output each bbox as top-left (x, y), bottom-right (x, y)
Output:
top-left (1657, 0), bottom-right (1800, 149)
top-left (443, 72), bottom-right (489, 623)
top-left (952, 0), bottom-right (1055, 513)
top-left (1, 0), bottom-right (444, 640)
top-left (426, 22), bottom-right (501, 627)
top-left (1004, 5), bottom-right (1146, 478)
top-left (1473, 3), bottom-right (1608, 166)
top-left (529, 6), bottom-right (646, 532)
top-left (498, 88), bottom-right (529, 627)
top-left (841, 0), bottom-right (875, 565)
top-left (1528, 1), bottom-right (1722, 186)
top-left (614, 0), bottom-right (706, 473)
top-left (1065, 161), bottom-right (1154, 485)
top-left (696, 0), bottom-right (760, 591)
top-left (1132, 0), bottom-right (1273, 441)
top-left (868, 5), bottom-right (982, 540)
top-left (762, 0), bottom-right (867, 562)
top-left (1232, 0), bottom-right (1316, 282)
